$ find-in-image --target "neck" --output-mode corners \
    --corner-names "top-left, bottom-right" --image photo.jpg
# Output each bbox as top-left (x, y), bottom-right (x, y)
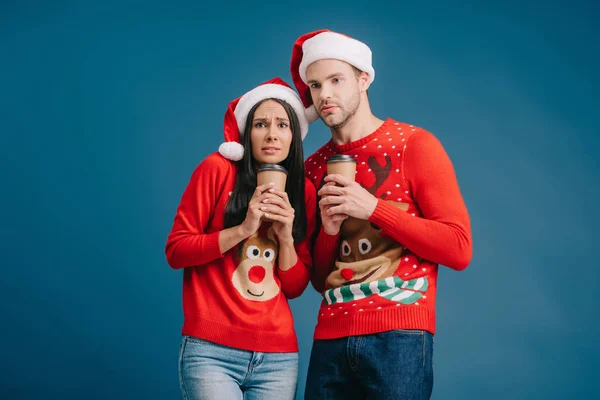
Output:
top-left (330, 97), bottom-right (384, 145)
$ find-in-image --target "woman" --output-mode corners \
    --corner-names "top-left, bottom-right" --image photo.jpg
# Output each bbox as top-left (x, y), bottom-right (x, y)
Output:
top-left (165, 77), bottom-right (316, 399)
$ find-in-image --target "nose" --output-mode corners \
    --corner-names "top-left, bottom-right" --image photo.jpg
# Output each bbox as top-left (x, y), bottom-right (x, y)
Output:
top-left (340, 268), bottom-right (354, 281)
top-left (249, 266), bottom-right (266, 283)
top-left (265, 124), bottom-right (279, 142)
top-left (319, 84), bottom-right (332, 101)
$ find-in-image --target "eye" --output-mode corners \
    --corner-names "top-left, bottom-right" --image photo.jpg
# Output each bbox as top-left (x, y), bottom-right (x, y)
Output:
top-left (278, 122), bottom-right (288, 129)
top-left (369, 222), bottom-right (381, 231)
top-left (263, 248), bottom-right (275, 262)
top-left (341, 240), bottom-right (351, 257)
top-left (246, 245), bottom-right (260, 259)
top-left (310, 83), bottom-right (321, 89)
top-left (358, 238), bottom-right (372, 255)
top-left (332, 77), bottom-right (341, 83)
top-left (254, 122), bottom-right (266, 128)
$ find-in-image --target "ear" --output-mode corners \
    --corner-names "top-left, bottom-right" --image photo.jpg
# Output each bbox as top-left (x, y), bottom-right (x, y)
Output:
top-left (268, 226), bottom-right (278, 244)
top-left (360, 71), bottom-right (371, 92)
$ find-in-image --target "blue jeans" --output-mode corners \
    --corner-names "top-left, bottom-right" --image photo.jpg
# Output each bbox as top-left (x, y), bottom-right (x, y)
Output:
top-left (305, 330), bottom-right (434, 400)
top-left (178, 335), bottom-right (299, 400)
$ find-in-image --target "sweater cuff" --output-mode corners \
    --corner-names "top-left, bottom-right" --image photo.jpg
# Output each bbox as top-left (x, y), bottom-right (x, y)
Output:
top-left (313, 226), bottom-right (340, 271)
top-left (203, 230), bottom-right (223, 261)
top-left (369, 199), bottom-right (406, 236)
top-left (278, 258), bottom-right (305, 281)
top-left (317, 226), bottom-right (341, 249)
top-left (278, 257), bottom-right (309, 299)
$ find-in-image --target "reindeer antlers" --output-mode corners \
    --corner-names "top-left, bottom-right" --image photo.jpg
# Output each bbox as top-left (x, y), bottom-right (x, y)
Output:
top-left (361, 155), bottom-right (393, 198)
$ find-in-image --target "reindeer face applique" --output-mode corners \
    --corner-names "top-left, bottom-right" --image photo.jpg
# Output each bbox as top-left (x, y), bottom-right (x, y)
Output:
top-left (231, 226), bottom-right (280, 301)
top-left (326, 202), bottom-right (409, 289)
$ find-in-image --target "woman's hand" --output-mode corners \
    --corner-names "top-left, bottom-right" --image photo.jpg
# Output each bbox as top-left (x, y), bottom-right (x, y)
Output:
top-left (240, 183), bottom-right (280, 238)
top-left (261, 189), bottom-right (295, 245)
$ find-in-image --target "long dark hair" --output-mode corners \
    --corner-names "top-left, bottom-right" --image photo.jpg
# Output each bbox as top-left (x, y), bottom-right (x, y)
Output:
top-left (223, 98), bottom-right (307, 243)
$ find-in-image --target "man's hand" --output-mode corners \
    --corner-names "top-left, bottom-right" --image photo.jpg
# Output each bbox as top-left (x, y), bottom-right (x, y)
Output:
top-left (318, 181), bottom-right (349, 235)
top-left (318, 174), bottom-right (379, 221)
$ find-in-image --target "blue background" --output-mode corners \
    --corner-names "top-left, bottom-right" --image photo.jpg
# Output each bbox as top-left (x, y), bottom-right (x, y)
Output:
top-left (1, 0), bottom-right (598, 398)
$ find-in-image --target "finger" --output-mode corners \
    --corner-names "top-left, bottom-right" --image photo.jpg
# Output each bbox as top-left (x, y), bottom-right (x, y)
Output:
top-left (319, 202), bottom-right (336, 213)
top-left (251, 198), bottom-right (275, 210)
top-left (331, 214), bottom-right (349, 222)
top-left (250, 188), bottom-right (269, 204)
top-left (319, 195), bottom-right (345, 207)
top-left (326, 205), bottom-right (348, 216)
top-left (254, 192), bottom-right (283, 205)
top-left (248, 205), bottom-right (265, 219)
top-left (318, 185), bottom-right (345, 197)
top-left (259, 205), bottom-right (288, 216)
top-left (269, 190), bottom-right (290, 204)
top-left (269, 207), bottom-right (294, 220)
top-left (319, 203), bottom-right (328, 214)
top-left (323, 174), bottom-right (353, 187)
top-left (262, 196), bottom-right (289, 209)
top-left (319, 197), bottom-right (344, 210)
top-left (254, 182), bottom-right (276, 196)
top-left (263, 213), bottom-right (290, 224)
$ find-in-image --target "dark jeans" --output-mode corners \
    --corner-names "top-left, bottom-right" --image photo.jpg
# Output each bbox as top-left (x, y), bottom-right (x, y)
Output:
top-left (305, 329), bottom-right (434, 400)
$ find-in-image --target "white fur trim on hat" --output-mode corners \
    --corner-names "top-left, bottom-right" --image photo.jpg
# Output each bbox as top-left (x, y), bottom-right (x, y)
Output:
top-left (218, 141), bottom-right (245, 161)
top-left (299, 31), bottom-right (375, 85)
top-left (233, 84), bottom-right (309, 140)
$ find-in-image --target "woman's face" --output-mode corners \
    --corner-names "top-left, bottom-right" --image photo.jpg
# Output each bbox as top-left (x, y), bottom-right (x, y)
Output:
top-left (250, 99), bottom-right (293, 166)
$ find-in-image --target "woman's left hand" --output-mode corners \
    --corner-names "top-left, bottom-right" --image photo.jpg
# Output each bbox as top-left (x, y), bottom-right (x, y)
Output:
top-left (261, 189), bottom-right (295, 245)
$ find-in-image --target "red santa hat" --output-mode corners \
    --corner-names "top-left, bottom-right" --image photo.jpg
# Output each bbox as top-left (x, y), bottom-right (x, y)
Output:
top-left (290, 29), bottom-right (375, 123)
top-left (219, 77), bottom-right (309, 161)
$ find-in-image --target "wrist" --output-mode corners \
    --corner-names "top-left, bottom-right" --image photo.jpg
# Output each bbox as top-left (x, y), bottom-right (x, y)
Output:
top-left (279, 237), bottom-right (295, 247)
top-left (237, 223), bottom-right (251, 240)
top-left (365, 196), bottom-right (379, 219)
top-left (323, 225), bottom-right (340, 236)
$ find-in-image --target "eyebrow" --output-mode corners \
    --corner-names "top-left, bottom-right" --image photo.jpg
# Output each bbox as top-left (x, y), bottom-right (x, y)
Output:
top-left (252, 117), bottom-right (290, 122)
top-left (307, 72), bottom-right (344, 85)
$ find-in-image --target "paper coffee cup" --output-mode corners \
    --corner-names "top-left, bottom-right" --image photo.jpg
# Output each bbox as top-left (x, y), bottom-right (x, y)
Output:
top-left (326, 155), bottom-right (357, 181)
top-left (256, 164), bottom-right (288, 192)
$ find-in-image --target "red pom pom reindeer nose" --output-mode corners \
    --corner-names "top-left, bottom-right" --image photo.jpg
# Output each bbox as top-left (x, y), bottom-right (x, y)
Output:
top-left (341, 268), bottom-right (354, 281)
top-left (249, 266), bottom-right (266, 283)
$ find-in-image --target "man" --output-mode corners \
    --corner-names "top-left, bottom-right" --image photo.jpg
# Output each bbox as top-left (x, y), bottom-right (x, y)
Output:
top-left (290, 29), bottom-right (473, 399)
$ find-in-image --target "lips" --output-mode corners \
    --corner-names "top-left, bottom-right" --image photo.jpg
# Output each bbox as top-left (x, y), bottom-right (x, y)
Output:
top-left (320, 105), bottom-right (338, 114)
top-left (262, 147), bottom-right (280, 154)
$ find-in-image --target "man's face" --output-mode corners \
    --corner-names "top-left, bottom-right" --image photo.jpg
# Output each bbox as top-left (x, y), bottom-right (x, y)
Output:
top-left (306, 59), bottom-right (365, 129)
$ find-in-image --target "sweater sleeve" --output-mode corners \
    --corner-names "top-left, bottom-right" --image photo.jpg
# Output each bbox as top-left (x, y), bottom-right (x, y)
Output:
top-left (304, 156), bottom-right (340, 294)
top-left (165, 154), bottom-right (229, 270)
top-left (368, 130), bottom-right (472, 270)
top-left (309, 227), bottom-right (340, 294)
top-left (279, 179), bottom-right (317, 299)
